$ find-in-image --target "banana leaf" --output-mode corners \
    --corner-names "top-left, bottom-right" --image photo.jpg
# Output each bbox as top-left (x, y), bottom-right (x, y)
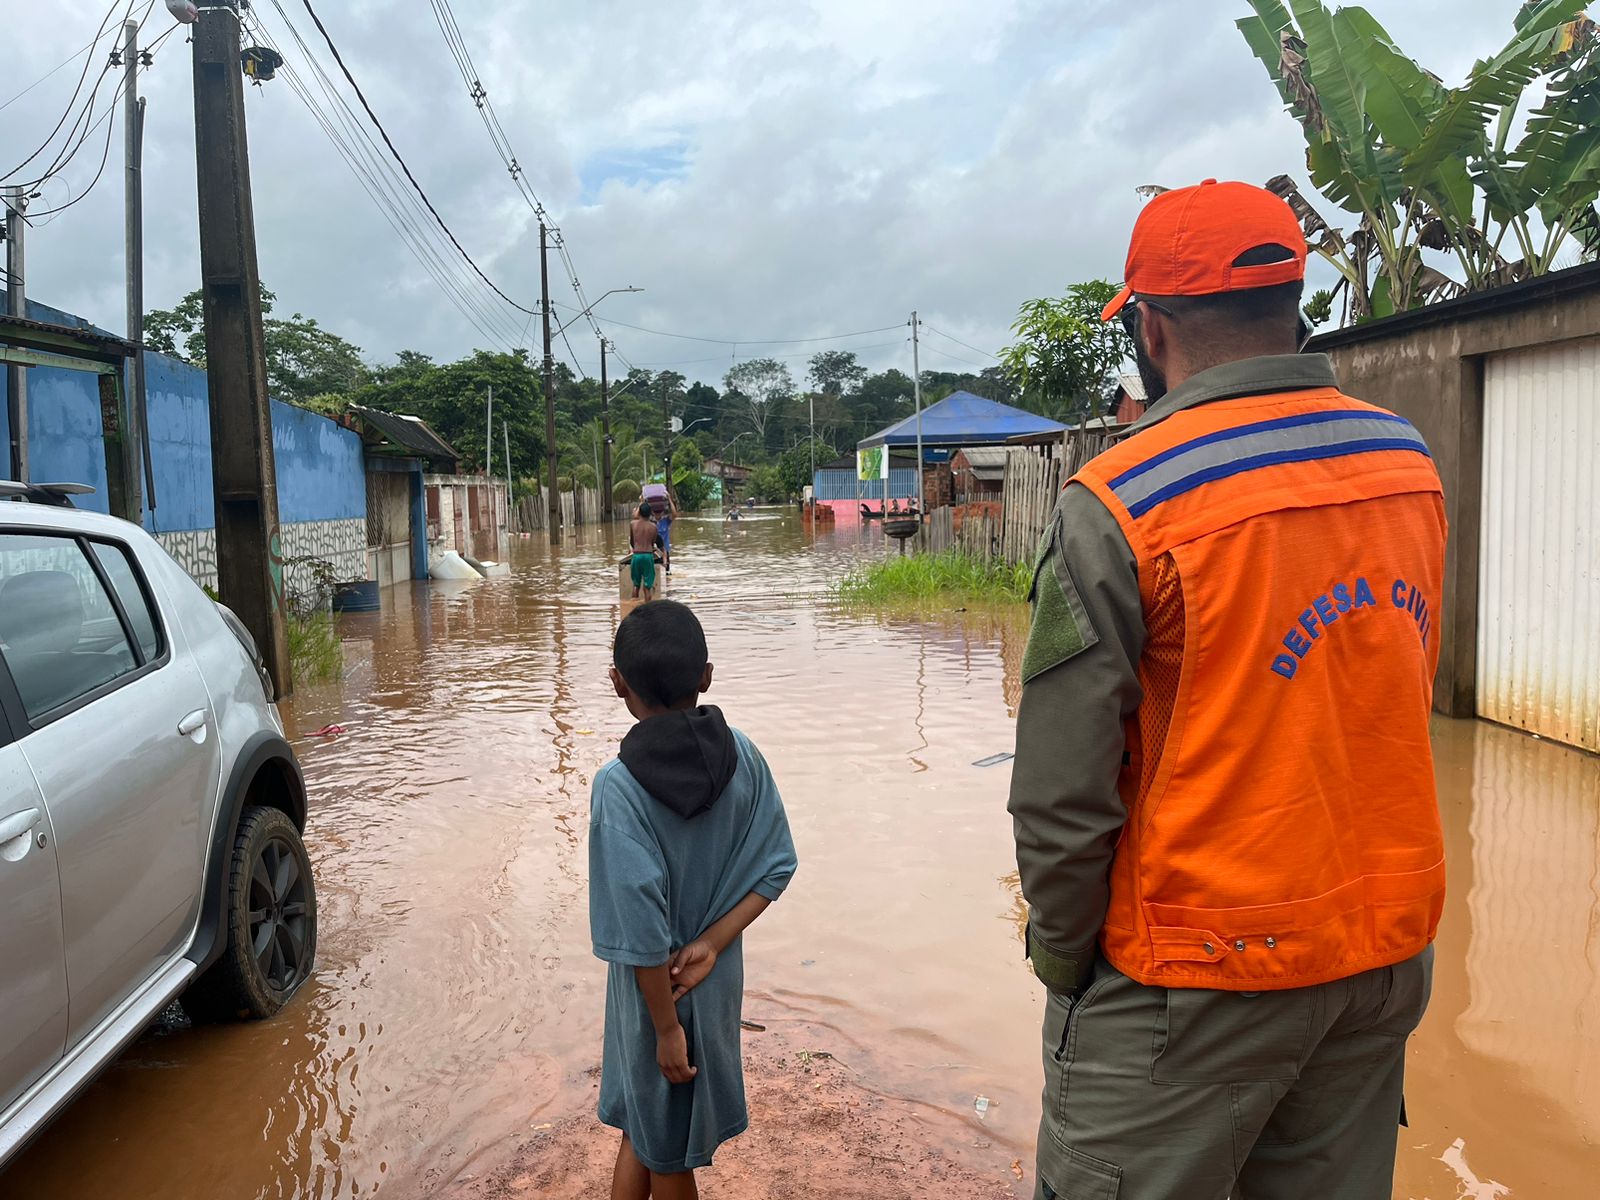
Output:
top-left (1289, 1), bottom-right (1387, 197)
top-left (1237, 0), bottom-right (1298, 110)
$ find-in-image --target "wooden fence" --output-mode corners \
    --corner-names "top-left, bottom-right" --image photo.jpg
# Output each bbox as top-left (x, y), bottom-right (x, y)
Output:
top-left (912, 505), bottom-right (1001, 559)
top-left (511, 486), bottom-right (605, 533)
top-left (999, 450), bottom-right (1063, 564)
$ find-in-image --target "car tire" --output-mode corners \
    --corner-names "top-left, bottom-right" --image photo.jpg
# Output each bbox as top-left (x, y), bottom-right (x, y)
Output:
top-left (181, 805), bottom-right (317, 1023)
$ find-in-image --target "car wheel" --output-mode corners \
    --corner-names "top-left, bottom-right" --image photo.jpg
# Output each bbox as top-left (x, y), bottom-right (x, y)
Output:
top-left (181, 805), bottom-right (316, 1022)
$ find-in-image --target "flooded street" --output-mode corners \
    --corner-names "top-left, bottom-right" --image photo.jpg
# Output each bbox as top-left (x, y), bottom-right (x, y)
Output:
top-left (5, 512), bottom-right (1598, 1199)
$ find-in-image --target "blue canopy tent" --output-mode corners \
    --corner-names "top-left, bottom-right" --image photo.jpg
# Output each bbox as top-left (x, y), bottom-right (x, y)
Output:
top-left (857, 391), bottom-right (1065, 449)
top-left (841, 393), bottom-right (1066, 518)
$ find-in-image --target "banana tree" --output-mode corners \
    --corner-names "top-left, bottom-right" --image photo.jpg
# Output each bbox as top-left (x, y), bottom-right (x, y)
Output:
top-left (1240, 0), bottom-right (1599, 320)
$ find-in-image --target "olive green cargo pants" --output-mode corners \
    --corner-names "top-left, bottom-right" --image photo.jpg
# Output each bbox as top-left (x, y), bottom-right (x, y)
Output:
top-left (1034, 946), bottom-right (1432, 1200)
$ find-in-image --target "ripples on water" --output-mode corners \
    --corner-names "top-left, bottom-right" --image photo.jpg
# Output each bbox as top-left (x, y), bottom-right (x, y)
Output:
top-left (4, 512), bottom-right (1595, 1198)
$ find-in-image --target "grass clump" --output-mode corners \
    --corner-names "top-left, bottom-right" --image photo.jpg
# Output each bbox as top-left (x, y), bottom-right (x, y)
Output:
top-left (833, 550), bottom-right (1032, 607)
top-left (288, 612), bottom-right (343, 683)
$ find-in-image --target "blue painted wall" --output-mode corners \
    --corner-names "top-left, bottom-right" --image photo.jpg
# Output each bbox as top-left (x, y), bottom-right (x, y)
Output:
top-left (2, 299), bottom-right (364, 532)
top-left (813, 466), bottom-right (919, 501)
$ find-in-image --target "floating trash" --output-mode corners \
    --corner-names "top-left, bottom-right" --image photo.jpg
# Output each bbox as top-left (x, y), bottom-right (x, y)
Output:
top-left (972, 752), bottom-right (1014, 768)
top-left (974, 1094), bottom-right (991, 1119)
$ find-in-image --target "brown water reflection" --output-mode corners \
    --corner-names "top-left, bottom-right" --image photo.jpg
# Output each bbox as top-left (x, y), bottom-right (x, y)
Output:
top-left (3, 512), bottom-right (1596, 1198)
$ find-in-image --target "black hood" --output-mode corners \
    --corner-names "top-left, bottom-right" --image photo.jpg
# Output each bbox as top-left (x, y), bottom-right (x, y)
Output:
top-left (619, 705), bottom-right (739, 819)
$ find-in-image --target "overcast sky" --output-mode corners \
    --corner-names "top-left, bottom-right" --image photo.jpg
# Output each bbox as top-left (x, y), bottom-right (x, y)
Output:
top-left (2, 0), bottom-right (1525, 388)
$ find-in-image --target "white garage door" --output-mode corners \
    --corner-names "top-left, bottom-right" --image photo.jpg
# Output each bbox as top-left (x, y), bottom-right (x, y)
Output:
top-left (1478, 338), bottom-right (1600, 751)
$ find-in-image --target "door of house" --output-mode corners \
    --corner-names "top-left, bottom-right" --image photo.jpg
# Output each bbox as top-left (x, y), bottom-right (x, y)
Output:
top-left (1477, 337), bottom-right (1600, 751)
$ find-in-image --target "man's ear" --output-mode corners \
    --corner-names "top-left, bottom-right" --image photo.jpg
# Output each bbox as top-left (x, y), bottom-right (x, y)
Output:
top-left (1143, 303), bottom-right (1172, 366)
top-left (700, 663), bottom-right (714, 693)
top-left (610, 666), bottom-right (630, 699)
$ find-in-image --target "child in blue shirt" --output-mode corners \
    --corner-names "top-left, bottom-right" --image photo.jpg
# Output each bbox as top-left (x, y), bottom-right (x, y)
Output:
top-left (590, 599), bottom-right (797, 1199)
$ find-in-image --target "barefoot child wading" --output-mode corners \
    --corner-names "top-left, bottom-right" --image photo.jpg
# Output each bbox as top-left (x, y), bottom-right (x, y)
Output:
top-left (629, 503), bottom-right (664, 600)
top-left (591, 600), bottom-right (798, 1199)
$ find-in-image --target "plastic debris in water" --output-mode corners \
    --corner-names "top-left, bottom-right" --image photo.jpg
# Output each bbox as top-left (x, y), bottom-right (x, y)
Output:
top-left (974, 1095), bottom-right (991, 1119)
top-left (313, 724), bottom-right (347, 738)
top-left (972, 752), bottom-right (1014, 768)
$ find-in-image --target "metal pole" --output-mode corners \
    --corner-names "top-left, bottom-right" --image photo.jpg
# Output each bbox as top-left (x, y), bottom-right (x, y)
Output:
top-left (911, 310), bottom-right (924, 515)
top-left (123, 19), bottom-right (147, 520)
top-left (540, 222), bottom-right (559, 543)
top-left (600, 338), bottom-right (613, 520)
top-left (5, 186), bottom-right (28, 481)
top-left (193, 0), bottom-right (291, 695)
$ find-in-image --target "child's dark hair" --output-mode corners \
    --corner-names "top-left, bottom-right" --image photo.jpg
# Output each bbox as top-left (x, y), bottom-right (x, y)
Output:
top-left (614, 600), bottom-right (707, 708)
top-left (639, 502), bottom-right (652, 518)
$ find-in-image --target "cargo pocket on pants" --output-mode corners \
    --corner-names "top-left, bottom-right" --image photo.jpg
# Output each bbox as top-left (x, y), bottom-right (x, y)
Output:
top-left (1038, 1138), bottom-right (1122, 1200)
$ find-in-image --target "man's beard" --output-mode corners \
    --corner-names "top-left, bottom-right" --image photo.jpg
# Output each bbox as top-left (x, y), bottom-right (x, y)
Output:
top-left (1134, 336), bottom-right (1168, 404)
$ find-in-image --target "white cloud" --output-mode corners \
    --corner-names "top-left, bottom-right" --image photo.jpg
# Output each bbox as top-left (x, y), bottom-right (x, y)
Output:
top-left (0, 0), bottom-right (1525, 382)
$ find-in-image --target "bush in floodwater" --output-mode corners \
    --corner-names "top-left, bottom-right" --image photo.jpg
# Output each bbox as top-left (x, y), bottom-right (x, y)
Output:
top-left (832, 550), bottom-right (1032, 606)
top-left (289, 612), bottom-right (342, 684)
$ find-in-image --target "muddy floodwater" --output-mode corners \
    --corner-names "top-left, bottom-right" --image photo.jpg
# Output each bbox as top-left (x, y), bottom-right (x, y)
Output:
top-left (5, 512), bottom-right (1598, 1198)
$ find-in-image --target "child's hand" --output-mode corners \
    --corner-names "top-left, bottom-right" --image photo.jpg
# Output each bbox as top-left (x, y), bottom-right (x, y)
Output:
top-left (655, 1024), bottom-right (697, 1084)
top-left (670, 940), bottom-right (718, 1000)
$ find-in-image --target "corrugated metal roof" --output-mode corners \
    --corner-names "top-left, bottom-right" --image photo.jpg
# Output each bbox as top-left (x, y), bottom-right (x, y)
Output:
top-left (957, 446), bottom-right (1009, 468)
top-left (352, 405), bottom-right (460, 466)
top-left (1117, 373), bottom-right (1147, 401)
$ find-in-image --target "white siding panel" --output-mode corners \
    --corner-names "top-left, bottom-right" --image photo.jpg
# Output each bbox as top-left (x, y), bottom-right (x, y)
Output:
top-left (1478, 338), bottom-right (1600, 751)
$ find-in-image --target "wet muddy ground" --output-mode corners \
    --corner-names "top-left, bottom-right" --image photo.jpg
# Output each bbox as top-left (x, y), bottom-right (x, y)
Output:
top-left (4, 512), bottom-right (1597, 1198)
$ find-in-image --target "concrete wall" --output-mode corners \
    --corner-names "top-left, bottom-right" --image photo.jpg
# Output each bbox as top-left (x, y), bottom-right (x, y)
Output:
top-left (2, 299), bottom-right (367, 593)
top-left (1310, 262), bottom-right (1600, 717)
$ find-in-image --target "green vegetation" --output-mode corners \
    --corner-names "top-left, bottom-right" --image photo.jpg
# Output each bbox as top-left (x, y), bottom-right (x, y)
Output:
top-left (1240, 0), bottom-right (1600, 320)
top-left (832, 551), bottom-right (1032, 607)
top-left (288, 612), bottom-right (343, 684)
top-left (1000, 279), bottom-right (1135, 422)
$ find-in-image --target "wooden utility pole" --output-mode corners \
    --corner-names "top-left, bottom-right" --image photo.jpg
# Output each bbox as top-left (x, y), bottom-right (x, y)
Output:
top-left (5, 186), bottom-right (27, 481)
top-left (192, 0), bottom-right (291, 695)
top-left (123, 18), bottom-right (147, 517)
top-left (600, 338), bottom-right (613, 521)
top-left (540, 222), bottom-right (559, 543)
top-left (662, 377), bottom-right (672, 499)
top-left (911, 310), bottom-right (924, 515)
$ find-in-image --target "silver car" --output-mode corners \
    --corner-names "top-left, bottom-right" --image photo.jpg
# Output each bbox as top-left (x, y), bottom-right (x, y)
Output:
top-left (0, 482), bottom-right (316, 1167)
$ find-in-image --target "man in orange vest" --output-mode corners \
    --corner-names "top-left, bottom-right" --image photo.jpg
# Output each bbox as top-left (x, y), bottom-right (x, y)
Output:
top-left (1009, 179), bottom-right (1447, 1200)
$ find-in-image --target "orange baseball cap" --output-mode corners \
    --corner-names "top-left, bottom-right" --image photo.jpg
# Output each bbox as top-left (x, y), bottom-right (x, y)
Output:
top-left (1100, 179), bottom-right (1307, 321)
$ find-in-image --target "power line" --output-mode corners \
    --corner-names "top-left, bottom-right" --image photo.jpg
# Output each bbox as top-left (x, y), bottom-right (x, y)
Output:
top-left (294, 0), bottom-right (538, 317)
top-left (0, 22), bottom-right (113, 114)
top-left (922, 323), bottom-right (999, 361)
top-left (918, 342), bottom-right (996, 371)
top-left (250, 7), bottom-right (529, 351)
top-left (1, 0), bottom-right (133, 180)
top-left (553, 305), bottom-right (907, 347)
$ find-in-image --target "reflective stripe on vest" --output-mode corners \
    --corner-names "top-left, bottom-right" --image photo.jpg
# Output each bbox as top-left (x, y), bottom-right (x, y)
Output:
top-left (1072, 388), bottom-right (1447, 991)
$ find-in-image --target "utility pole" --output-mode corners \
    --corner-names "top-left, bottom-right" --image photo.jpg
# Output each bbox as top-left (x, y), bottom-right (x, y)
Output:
top-left (600, 338), bottom-right (613, 521)
top-left (5, 186), bottom-right (28, 481)
top-left (193, 0), bottom-right (291, 695)
top-left (124, 19), bottom-right (150, 517)
top-left (808, 390), bottom-right (815, 489)
top-left (540, 222), bottom-right (559, 543)
top-left (662, 377), bottom-right (672, 499)
top-left (503, 418), bottom-right (512, 529)
top-left (911, 310), bottom-right (925, 515)
top-left (484, 384), bottom-right (493, 479)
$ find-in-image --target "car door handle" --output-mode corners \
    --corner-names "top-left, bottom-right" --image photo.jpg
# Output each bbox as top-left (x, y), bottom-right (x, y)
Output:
top-left (177, 710), bottom-right (208, 738)
top-left (0, 807), bottom-right (42, 845)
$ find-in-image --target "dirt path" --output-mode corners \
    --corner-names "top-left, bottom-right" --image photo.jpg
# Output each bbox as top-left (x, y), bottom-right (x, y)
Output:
top-left (461, 1046), bottom-right (1028, 1200)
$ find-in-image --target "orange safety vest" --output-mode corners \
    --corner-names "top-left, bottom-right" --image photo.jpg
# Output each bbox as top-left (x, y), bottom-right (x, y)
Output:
top-left (1072, 387), bottom-right (1447, 990)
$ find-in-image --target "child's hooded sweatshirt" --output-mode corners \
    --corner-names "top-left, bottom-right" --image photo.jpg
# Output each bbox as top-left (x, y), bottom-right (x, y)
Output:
top-left (589, 705), bottom-right (797, 1173)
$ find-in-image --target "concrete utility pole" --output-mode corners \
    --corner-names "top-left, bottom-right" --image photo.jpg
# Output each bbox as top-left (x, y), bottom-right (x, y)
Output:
top-left (600, 338), bottom-right (613, 521)
top-left (662, 377), bottom-right (672, 499)
top-left (192, 0), bottom-right (292, 696)
top-left (124, 18), bottom-right (148, 517)
top-left (911, 310), bottom-right (925, 515)
top-left (539, 222), bottom-right (559, 543)
top-left (484, 384), bottom-right (493, 479)
top-left (5, 186), bottom-right (28, 481)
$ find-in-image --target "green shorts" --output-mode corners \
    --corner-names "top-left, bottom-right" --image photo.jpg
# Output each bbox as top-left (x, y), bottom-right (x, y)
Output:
top-left (630, 552), bottom-right (657, 589)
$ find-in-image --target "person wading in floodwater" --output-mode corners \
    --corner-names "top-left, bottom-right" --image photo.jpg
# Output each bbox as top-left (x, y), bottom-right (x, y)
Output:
top-left (630, 503), bottom-right (663, 601)
top-left (1009, 179), bottom-right (1448, 1200)
top-left (590, 600), bottom-right (798, 1200)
